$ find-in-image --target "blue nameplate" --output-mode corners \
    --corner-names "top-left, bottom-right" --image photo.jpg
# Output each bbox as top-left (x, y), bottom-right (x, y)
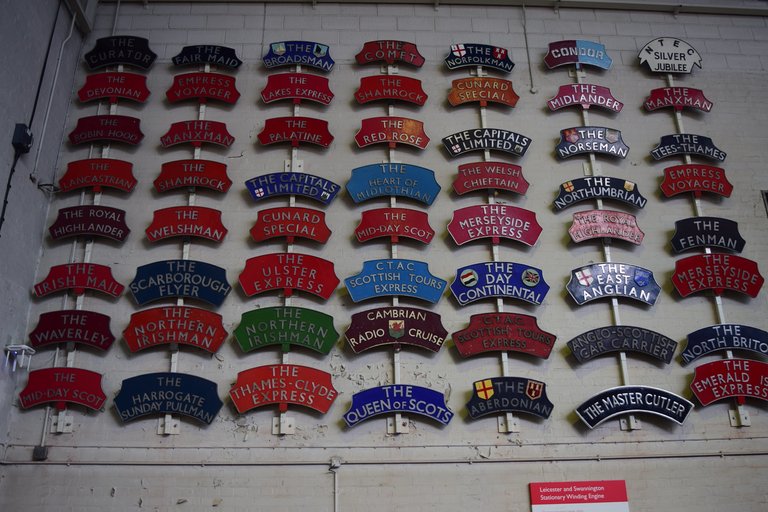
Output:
top-left (544, 40), bottom-right (612, 70)
top-left (566, 262), bottom-right (660, 306)
top-left (451, 261), bottom-right (549, 306)
top-left (129, 259), bottom-right (231, 307)
top-left (466, 377), bottom-right (553, 420)
top-left (442, 129), bottom-right (531, 158)
top-left (114, 372), bottom-right (223, 425)
top-left (556, 126), bottom-right (628, 159)
top-left (245, 172), bottom-right (340, 205)
top-left (681, 324), bottom-right (768, 365)
top-left (345, 259), bottom-right (446, 304)
top-left (651, 134), bottom-right (726, 161)
top-left (343, 384), bottom-right (453, 427)
top-left (263, 40), bottom-right (334, 72)
top-left (671, 216), bottom-right (745, 253)
top-left (553, 176), bottom-right (647, 211)
top-left (444, 43), bottom-right (514, 73)
top-left (576, 385), bottom-right (693, 429)
top-left (346, 163), bottom-right (440, 206)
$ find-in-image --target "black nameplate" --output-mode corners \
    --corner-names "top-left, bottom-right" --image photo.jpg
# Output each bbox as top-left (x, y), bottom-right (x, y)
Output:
top-left (553, 176), bottom-right (647, 211)
top-left (681, 324), bottom-right (768, 365)
top-left (85, 36), bottom-right (157, 71)
top-left (466, 377), bottom-right (553, 420)
top-left (576, 385), bottom-right (693, 429)
top-left (671, 216), bottom-right (745, 253)
top-left (650, 134), bottom-right (726, 161)
top-left (568, 325), bottom-right (677, 364)
top-left (172, 45), bottom-right (242, 69)
top-left (556, 126), bottom-right (628, 159)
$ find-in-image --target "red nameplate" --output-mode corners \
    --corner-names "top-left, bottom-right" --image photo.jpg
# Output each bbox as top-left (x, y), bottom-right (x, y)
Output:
top-left (354, 75), bottom-right (427, 105)
top-left (691, 359), bottom-right (768, 406)
top-left (453, 161), bottom-right (528, 195)
top-left (49, 205), bottom-right (130, 242)
top-left (448, 204), bottom-right (542, 246)
top-left (19, 368), bottom-right (107, 411)
top-left (661, 164), bottom-right (733, 198)
top-left (154, 159), bottom-right (231, 193)
top-left (257, 117), bottom-right (333, 148)
top-left (261, 72), bottom-right (334, 105)
top-left (160, 120), bottom-right (234, 148)
top-left (452, 313), bottom-right (555, 359)
top-left (146, 206), bottom-right (227, 243)
top-left (569, 209), bottom-right (644, 245)
top-left (355, 116), bottom-right (429, 150)
top-left (166, 72), bottom-right (240, 104)
top-left (355, 40), bottom-right (425, 66)
top-left (644, 87), bottom-right (712, 112)
top-left (672, 253), bottom-right (764, 298)
top-left (547, 83), bottom-right (623, 112)
top-left (250, 206), bottom-right (331, 244)
top-left (355, 207), bottom-right (434, 244)
top-left (34, 263), bottom-right (124, 298)
top-left (229, 364), bottom-right (337, 414)
top-left (123, 306), bottom-right (226, 353)
top-left (69, 115), bottom-right (143, 145)
top-left (78, 72), bottom-right (150, 103)
top-left (239, 252), bottom-right (339, 300)
top-left (448, 77), bottom-right (518, 107)
top-left (29, 310), bottom-right (114, 350)
top-left (58, 158), bottom-right (136, 193)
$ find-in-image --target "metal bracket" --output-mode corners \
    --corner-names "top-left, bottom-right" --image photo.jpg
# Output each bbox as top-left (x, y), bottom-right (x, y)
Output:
top-left (497, 413), bottom-right (519, 433)
top-left (620, 415), bottom-right (642, 431)
top-left (387, 414), bottom-right (409, 434)
top-left (569, 67), bottom-right (587, 80)
top-left (157, 414), bottom-right (180, 435)
top-left (284, 158), bottom-right (303, 173)
top-left (383, 63), bottom-right (399, 75)
top-left (729, 405), bottom-right (751, 427)
top-left (273, 413), bottom-right (296, 435)
top-left (50, 411), bottom-right (73, 434)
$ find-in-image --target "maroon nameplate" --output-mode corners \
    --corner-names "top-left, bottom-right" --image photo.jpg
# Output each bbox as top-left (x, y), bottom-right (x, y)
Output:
top-left (453, 161), bottom-right (528, 195)
top-left (19, 368), bottom-right (106, 411)
top-left (448, 204), bottom-right (542, 246)
top-left (547, 83), bottom-right (623, 112)
top-left (261, 72), bottom-right (334, 105)
top-left (78, 72), bottom-right (150, 104)
top-left (146, 206), bottom-right (227, 243)
top-left (355, 116), bottom-right (429, 150)
top-left (644, 87), bottom-right (712, 112)
top-left (448, 77), bottom-right (518, 107)
top-left (49, 205), bottom-right (129, 242)
top-left (355, 207), bottom-right (434, 244)
top-left (356, 40), bottom-right (425, 67)
top-left (355, 75), bottom-right (427, 105)
top-left (155, 159), bottom-right (231, 193)
top-left (257, 117), bottom-right (333, 148)
top-left (672, 253), bottom-right (764, 298)
top-left (239, 252), bottom-right (339, 300)
top-left (69, 115), bottom-right (143, 145)
top-left (250, 206), bottom-right (331, 244)
top-left (166, 72), bottom-right (240, 104)
top-left (161, 120), bottom-right (234, 148)
top-left (59, 158), bottom-right (136, 193)
top-left (29, 310), bottom-right (114, 350)
top-left (661, 164), bottom-right (733, 198)
top-left (345, 307), bottom-right (447, 353)
top-left (691, 359), bottom-right (768, 406)
top-left (452, 313), bottom-right (555, 359)
top-left (34, 263), bottom-right (124, 298)
top-left (123, 305), bottom-right (226, 354)
top-left (569, 209), bottom-right (644, 245)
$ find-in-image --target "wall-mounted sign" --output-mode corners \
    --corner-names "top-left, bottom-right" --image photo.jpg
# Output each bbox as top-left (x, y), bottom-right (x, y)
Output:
top-left (123, 306), bottom-right (226, 354)
top-left (69, 115), bottom-right (143, 145)
top-left (263, 40), bottom-right (335, 71)
top-left (78, 72), bottom-right (150, 103)
top-left (355, 207), bottom-right (434, 244)
top-left (166, 72), bottom-right (240, 104)
top-left (29, 310), bottom-right (114, 350)
top-left (547, 83), bottom-right (623, 112)
top-left (691, 359), bottom-right (768, 406)
top-left (355, 116), bottom-right (429, 150)
top-left (448, 77), bottom-right (518, 107)
top-left (644, 87), bottom-right (712, 112)
top-left (346, 163), bottom-right (440, 205)
top-left (556, 126), bottom-right (628, 159)
top-left (233, 307), bottom-right (338, 354)
top-left (660, 164), bottom-right (733, 198)
top-left (451, 261), bottom-right (549, 306)
top-left (258, 116), bottom-right (333, 148)
top-left (19, 368), bottom-right (106, 411)
top-left (172, 45), bottom-right (242, 69)
top-left (345, 307), bottom-right (447, 353)
top-left (261, 72), bottom-right (334, 105)
top-left (246, 171), bottom-right (340, 204)
top-left (129, 259), bottom-right (231, 307)
top-left (638, 37), bottom-right (701, 74)
top-left (452, 313), bottom-right (555, 359)
top-left (651, 134), bottom-right (726, 161)
top-left (544, 39), bottom-right (612, 69)
top-left (567, 325), bottom-right (677, 364)
top-left (467, 377), bottom-right (553, 420)
top-left (356, 40), bottom-right (425, 66)
top-left (553, 176), bottom-right (647, 210)
top-left (49, 205), bottom-right (129, 242)
top-left (239, 252), bottom-right (338, 300)
top-left (354, 75), bottom-right (427, 105)
top-left (671, 253), bottom-right (764, 298)
top-left (84, 35), bottom-right (157, 70)
top-left (671, 217), bottom-right (745, 253)
top-left (34, 263), bottom-right (123, 298)
top-left (681, 324), bottom-right (768, 365)
top-left (448, 204), bottom-right (542, 246)
top-left (453, 161), bottom-right (528, 196)
top-left (114, 372), bottom-right (223, 424)
top-left (530, 481), bottom-right (629, 512)
top-left (251, 206), bottom-right (331, 244)
top-left (160, 120), bottom-right (234, 148)
top-left (576, 385), bottom-right (693, 429)
top-left (343, 384), bottom-right (453, 427)
top-left (569, 209), bottom-right (644, 245)
top-left (442, 129), bottom-right (531, 158)
top-left (567, 263), bottom-right (660, 306)
top-left (146, 206), bottom-right (227, 243)
top-left (444, 43), bottom-right (514, 73)
top-left (59, 158), bottom-right (136, 193)
top-left (229, 364), bottom-right (337, 414)
top-left (345, 259), bottom-right (446, 303)
top-left (155, 159), bottom-right (231, 193)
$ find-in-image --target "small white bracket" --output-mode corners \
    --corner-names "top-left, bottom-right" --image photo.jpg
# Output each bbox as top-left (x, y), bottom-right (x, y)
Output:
top-left (729, 405), bottom-right (751, 427)
top-left (383, 64), bottom-right (398, 75)
top-left (284, 158), bottom-right (303, 172)
top-left (157, 414), bottom-right (180, 435)
top-left (620, 415), bottom-right (642, 431)
top-left (50, 411), bottom-right (73, 434)
top-left (4, 344), bottom-right (36, 371)
top-left (387, 414), bottom-right (409, 434)
top-left (273, 413), bottom-right (295, 435)
top-left (569, 67), bottom-right (586, 80)
top-left (497, 413), bottom-right (519, 433)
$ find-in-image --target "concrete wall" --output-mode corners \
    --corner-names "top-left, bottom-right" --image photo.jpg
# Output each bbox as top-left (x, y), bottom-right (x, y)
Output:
top-left (2, 2), bottom-right (768, 511)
